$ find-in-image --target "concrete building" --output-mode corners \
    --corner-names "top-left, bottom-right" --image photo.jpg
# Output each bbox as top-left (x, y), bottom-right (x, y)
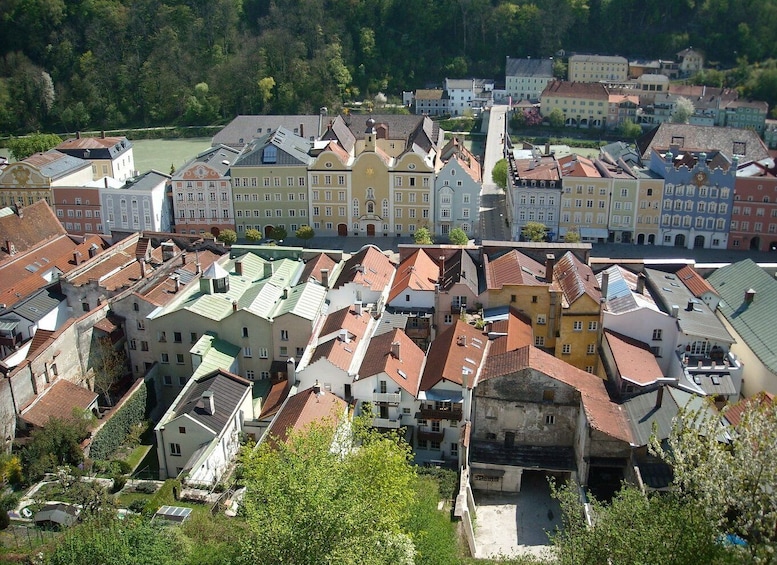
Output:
top-left (731, 157), bottom-right (777, 251)
top-left (101, 171), bottom-right (172, 235)
top-left (568, 55), bottom-right (629, 83)
top-left (55, 133), bottom-right (135, 182)
top-left (413, 90), bottom-right (449, 116)
top-left (508, 146), bottom-right (562, 241)
top-left (558, 154), bottom-right (611, 242)
top-left (505, 57), bottom-right (554, 103)
top-left (540, 81), bottom-right (609, 129)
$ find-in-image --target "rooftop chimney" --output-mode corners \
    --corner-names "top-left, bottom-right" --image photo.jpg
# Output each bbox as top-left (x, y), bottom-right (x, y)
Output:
top-left (88, 243), bottom-right (98, 258)
top-left (181, 251), bottom-right (187, 266)
top-left (4, 240), bottom-right (14, 256)
top-left (391, 341), bottom-right (401, 359)
top-left (339, 329), bottom-right (350, 343)
top-left (600, 271), bottom-right (610, 299)
top-left (173, 275), bottom-right (180, 293)
top-left (101, 130), bottom-right (106, 139)
top-left (457, 335), bottom-right (467, 346)
top-left (354, 300), bottom-right (362, 315)
top-left (655, 385), bottom-right (664, 409)
top-left (235, 259), bottom-right (243, 276)
top-left (139, 258), bottom-right (146, 278)
top-left (286, 358), bottom-right (296, 390)
top-left (200, 391), bottom-right (215, 415)
top-left (744, 288), bottom-right (756, 304)
top-left (232, 300), bottom-right (238, 312)
top-left (312, 380), bottom-right (322, 395)
top-left (671, 304), bottom-right (680, 318)
top-left (104, 177), bottom-right (108, 189)
top-left (545, 254), bottom-right (555, 281)
top-left (76, 131), bottom-right (81, 139)
top-left (686, 299), bottom-right (695, 311)
top-left (73, 251), bottom-right (82, 266)
top-left (264, 261), bottom-right (273, 279)
top-left (282, 288), bottom-right (288, 300)
top-left (637, 273), bottom-right (646, 294)
top-left (320, 268), bottom-right (329, 287)
top-left (299, 123), bottom-right (304, 138)
top-left (161, 242), bottom-right (175, 262)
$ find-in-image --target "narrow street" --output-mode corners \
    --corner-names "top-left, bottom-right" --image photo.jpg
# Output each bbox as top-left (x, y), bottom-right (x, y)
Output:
top-left (479, 105), bottom-right (511, 241)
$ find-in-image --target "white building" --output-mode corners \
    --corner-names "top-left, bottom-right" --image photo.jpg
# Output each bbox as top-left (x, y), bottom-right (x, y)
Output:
top-left (100, 170), bottom-right (172, 234)
top-left (505, 57), bottom-right (555, 103)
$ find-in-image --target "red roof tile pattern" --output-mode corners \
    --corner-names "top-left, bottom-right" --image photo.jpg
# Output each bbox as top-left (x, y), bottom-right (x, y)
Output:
top-left (554, 251), bottom-right (601, 306)
top-left (259, 379), bottom-right (291, 419)
top-left (310, 306), bottom-right (372, 372)
top-left (358, 329), bottom-right (425, 395)
top-left (723, 391), bottom-right (774, 427)
top-left (558, 154), bottom-right (603, 178)
top-left (56, 136), bottom-right (126, 150)
top-left (603, 330), bottom-right (664, 386)
top-left (484, 249), bottom-right (547, 289)
top-left (21, 379), bottom-right (98, 428)
top-left (0, 200), bottom-right (65, 261)
top-left (322, 140), bottom-right (351, 165)
top-left (483, 345), bottom-right (631, 443)
top-left (542, 80), bottom-right (610, 100)
top-left (266, 386), bottom-right (348, 446)
top-left (333, 245), bottom-right (395, 292)
top-left (142, 250), bottom-right (222, 306)
top-left (26, 329), bottom-right (55, 359)
top-left (388, 249), bottom-right (440, 303)
top-left (488, 309), bottom-right (534, 356)
top-left (299, 253), bottom-right (338, 287)
top-left (420, 320), bottom-right (488, 390)
top-left (676, 265), bottom-right (718, 299)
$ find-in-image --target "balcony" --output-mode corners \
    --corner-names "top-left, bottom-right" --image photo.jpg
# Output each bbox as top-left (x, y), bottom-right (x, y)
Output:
top-left (372, 416), bottom-right (402, 429)
top-left (417, 428), bottom-right (445, 443)
top-left (0, 333), bottom-right (22, 349)
top-left (373, 390), bottom-right (402, 404)
top-left (418, 405), bottom-right (463, 421)
top-left (679, 350), bottom-right (740, 372)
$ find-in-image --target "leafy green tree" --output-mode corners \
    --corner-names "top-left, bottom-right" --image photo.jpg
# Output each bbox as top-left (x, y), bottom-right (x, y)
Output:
top-left (295, 225), bottom-right (315, 245)
top-left (21, 416), bottom-right (91, 482)
top-left (270, 226), bottom-right (287, 241)
top-left (650, 400), bottom-right (777, 561)
top-left (671, 96), bottom-right (695, 124)
top-left (448, 227), bottom-right (469, 245)
top-left (564, 229), bottom-right (581, 243)
top-left (492, 158), bottom-right (509, 190)
top-left (245, 228), bottom-right (262, 242)
top-left (413, 227), bottom-right (433, 245)
top-left (553, 59), bottom-right (567, 79)
top-left (238, 420), bottom-right (417, 565)
top-left (616, 118), bottom-right (642, 140)
top-left (47, 516), bottom-right (191, 565)
top-left (90, 336), bottom-right (127, 407)
top-left (522, 221), bottom-right (548, 242)
top-left (551, 482), bottom-right (738, 565)
top-left (548, 108), bottom-right (565, 128)
top-left (7, 132), bottom-right (63, 160)
top-left (217, 229), bottom-right (238, 245)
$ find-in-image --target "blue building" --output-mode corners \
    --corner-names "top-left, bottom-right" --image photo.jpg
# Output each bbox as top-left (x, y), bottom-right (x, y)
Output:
top-left (649, 146), bottom-right (735, 249)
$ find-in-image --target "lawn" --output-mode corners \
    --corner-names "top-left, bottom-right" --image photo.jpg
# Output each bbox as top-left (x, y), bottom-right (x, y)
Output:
top-left (131, 137), bottom-right (212, 174)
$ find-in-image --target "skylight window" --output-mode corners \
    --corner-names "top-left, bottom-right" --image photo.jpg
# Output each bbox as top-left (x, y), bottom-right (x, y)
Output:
top-left (262, 145), bottom-right (278, 164)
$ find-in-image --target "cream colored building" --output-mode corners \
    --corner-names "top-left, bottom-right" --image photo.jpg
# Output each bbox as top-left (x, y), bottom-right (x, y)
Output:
top-left (568, 55), bottom-right (629, 83)
top-left (540, 81), bottom-right (609, 129)
top-left (0, 150), bottom-right (92, 209)
top-left (55, 134), bottom-right (135, 182)
top-left (558, 154), bottom-right (611, 242)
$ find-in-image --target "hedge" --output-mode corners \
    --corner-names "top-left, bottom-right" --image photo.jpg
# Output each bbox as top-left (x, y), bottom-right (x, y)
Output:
top-left (89, 380), bottom-right (149, 461)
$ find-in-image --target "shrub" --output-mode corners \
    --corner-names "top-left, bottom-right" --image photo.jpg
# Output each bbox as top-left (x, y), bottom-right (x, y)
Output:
top-left (112, 475), bottom-right (127, 493)
top-left (89, 381), bottom-right (148, 461)
top-left (135, 481), bottom-right (159, 494)
top-left (128, 499), bottom-right (147, 514)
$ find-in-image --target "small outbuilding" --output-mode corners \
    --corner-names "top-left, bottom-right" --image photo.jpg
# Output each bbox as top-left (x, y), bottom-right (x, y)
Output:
top-left (34, 503), bottom-right (79, 528)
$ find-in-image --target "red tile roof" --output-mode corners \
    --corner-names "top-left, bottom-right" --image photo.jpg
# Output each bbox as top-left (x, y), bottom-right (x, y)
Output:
top-left (142, 249), bottom-right (222, 306)
top-left (299, 253), bottom-right (338, 287)
top-left (488, 309), bottom-right (534, 355)
top-left (333, 245), bottom-right (395, 292)
top-left (723, 391), bottom-right (774, 427)
top-left (358, 329), bottom-right (425, 395)
top-left (0, 200), bottom-right (65, 261)
top-left (265, 386), bottom-right (348, 446)
top-left (56, 136), bottom-right (126, 150)
top-left (21, 379), bottom-right (98, 428)
top-left (259, 379), bottom-right (291, 419)
top-left (26, 329), bottom-right (55, 359)
top-left (603, 329), bottom-right (663, 386)
top-left (323, 140), bottom-right (351, 165)
top-left (554, 251), bottom-right (601, 306)
top-left (310, 306), bottom-right (372, 372)
top-left (558, 154), bottom-right (602, 178)
top-left (483, 345), bottom-right (631, 443)
top-left (484, 249), bottom-right (547, 289)
top-left (388, 248), bottom-right (439, 303)
top-left (420, 320), bottom-right (488, 390)
top-left (676, 265), bottom-right (718, 299)
top-left (542, 80), bottom-right (609, 100)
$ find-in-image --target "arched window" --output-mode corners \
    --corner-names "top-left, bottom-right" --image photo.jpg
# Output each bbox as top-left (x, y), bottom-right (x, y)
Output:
top-left (367, 201), bottom-right (374, 214)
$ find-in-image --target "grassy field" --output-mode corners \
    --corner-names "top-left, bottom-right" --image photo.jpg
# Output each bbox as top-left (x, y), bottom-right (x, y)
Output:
top-left (131, 137), bottom-right (212, 174)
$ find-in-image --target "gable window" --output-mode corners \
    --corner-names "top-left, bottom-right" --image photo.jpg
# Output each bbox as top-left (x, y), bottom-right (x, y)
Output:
top-left (280, 330), bottom-right (289, 341)
top-left (242, 327), bottom-right (249, 338)
top-left (652, 329), bottom-right (662, 341)
top-left (170, 443), bottom-right (182, 456)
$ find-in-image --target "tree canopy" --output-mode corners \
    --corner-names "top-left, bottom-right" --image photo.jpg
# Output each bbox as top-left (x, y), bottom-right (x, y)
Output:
top-left (413, 227), bottom-right (433, 245)
top-left (7, 132), bottom-right (62, 160)
top-left (295, 225), bottom-right (315, 242)
top-left (492, 158), bottom-right (509, 190)
top-left (521, 221), bottom-right (548, 242)
top-left (238, 419), bottom-right (418, 565)
top-left (448, 228), bottom-right (469, 246)
top-left (217, 229), bottom-right (237, 245)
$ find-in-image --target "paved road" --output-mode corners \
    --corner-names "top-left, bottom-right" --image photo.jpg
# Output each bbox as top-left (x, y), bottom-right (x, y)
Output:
top-left (479, 105), bottom-right (511, 241)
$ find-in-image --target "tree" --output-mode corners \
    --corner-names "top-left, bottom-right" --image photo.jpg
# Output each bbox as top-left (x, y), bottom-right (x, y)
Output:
top-left (550, 482), bottom-right (739, 565)
top-left (492, 158), bottom-right (509, 190)
top-left (672, 96), bottom-right (695, 124)
top-left (7, 132), bottom-right (62, 160)
top-left (270, 226), bottom-right (287, 241)
top-left (616, 118), bottom-right (642, 140)
top-left (522, 221), bottom-right (548, 242)
top-left (217, 229), bottom-right (238, 245)
top-left (564, 229), bottom-right (581, 243)
top-left (413, 227), bottom-right (433, 245)
top-left (245, 228), bottom-right (262, 242)
top-left (448, 228), bottom-right (469, 245)
top-left (21, 416), bottom-right (91, 482)
top-left (548, 107), bottom-right (565, 128)
top-left (295, 225), bottom-right (315, 245)
top-left (650, 400), bottom-right (777, 561)
top-left (90, 337), bottom-right (127, 407)
top-left (238, 419), bottom-right (417, 565)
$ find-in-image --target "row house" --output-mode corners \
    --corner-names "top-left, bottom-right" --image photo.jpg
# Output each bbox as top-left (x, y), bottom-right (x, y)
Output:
top-left (55, 133), bottom-right (135, 182)
top-left (170, 145), bottom-right (241, 237)
top-left (436, 138), bottom-right (482, 239)
top-left (413, 90), bottom-right (449, 116)
top-left (505, 57), bottom-right (555, 103)
top-left (595, 154), bottom-right (639, 243)
top-left (230, 127), bottom-right (312, 239)
top-left (606, 94), bottom-right (639, 130)
top-left (50, 184), bottom-right (103, 236)
top-left (313, 115), bottom-right (441, 238)
top-left (100, 170), bottom-right (171, 235)
top-left (508, 146), bottom-right (562, 241)
top-left (443, 78), bottom-right (494, 115)
top-left (568, 55), bottom-right (629, 83)
top-left (648, 146), bottom-right (735, 249)
top-left (540, 81), bottom-right (609, 129)
top-left (0, 150), bottom-right (92, 212)
top-left (558, 154), bottom-right (611, 242)
top-left (731, 158), bottom-right (777, 251)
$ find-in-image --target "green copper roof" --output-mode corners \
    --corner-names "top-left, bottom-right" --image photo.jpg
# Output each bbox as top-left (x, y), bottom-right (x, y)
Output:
top-left (190, 333), bottom-right (240, 380)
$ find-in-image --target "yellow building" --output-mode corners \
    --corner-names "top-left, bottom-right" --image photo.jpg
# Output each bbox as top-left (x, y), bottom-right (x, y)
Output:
top-left (0, 150), bottom-right (93, 210)
top-left (568, 54), bottom-right (629, 83)
top-left (558, 154), bottom-right (612, 242)
top-left (634, 171), bottom-right (663, 245)
top-left (552, 252), bottom-right (602, 374)
top-left (55, 134), bottom-right (135, 182)
top-left (230, 127), bottom-right (312, 238)
top-left (540, 81), bottom-right (609, 129)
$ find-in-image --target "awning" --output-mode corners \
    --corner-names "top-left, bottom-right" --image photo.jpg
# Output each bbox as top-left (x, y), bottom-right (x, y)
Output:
top-left (418, 389), bottom-right (463, 402)
top-left (0, 318), bottom-right (19, 332)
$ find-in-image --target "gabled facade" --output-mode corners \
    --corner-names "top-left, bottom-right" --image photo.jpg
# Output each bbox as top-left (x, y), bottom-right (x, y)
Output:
top-left (730, 158), bottom-right (777, 252)
top-left (413, 90), bottom-right (449, 116)
top-left (328, 244), bottom-right (395, 311)
top-left (558, 154), bottom-right (610, 242)
top-left (50, 185), bottom-right (102, 236)
top-left (435, 138), bottom-right (481, 238)
top-left (509, 147), bottom-right (562, 240)
top-left (170, 145), bottom-right (240, 236)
